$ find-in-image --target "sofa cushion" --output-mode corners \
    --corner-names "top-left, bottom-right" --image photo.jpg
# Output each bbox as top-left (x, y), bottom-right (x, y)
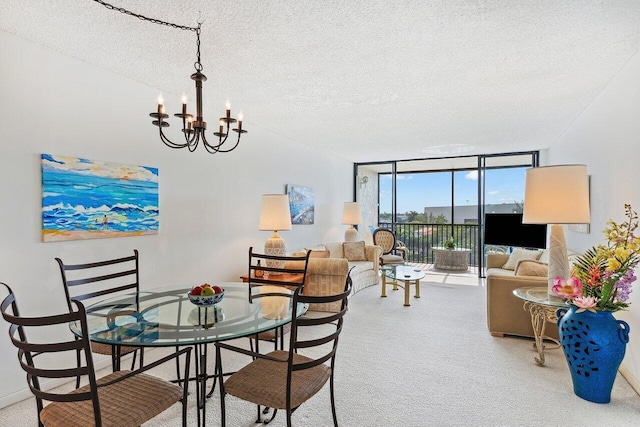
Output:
top-left (348, 260), bottom-right (374, 276)
top-left (502, 248), bottom-right (542, 270)
top-left (514, 259), bottom-right (548, 277)
top-left (343, 241), bottom-right (367, 261)
top-left (486, 267), bottom-right (515, 277)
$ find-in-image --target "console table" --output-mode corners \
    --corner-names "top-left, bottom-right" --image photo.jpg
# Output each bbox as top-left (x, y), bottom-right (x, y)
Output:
top-left (432, 247), bottom-right (471, 271)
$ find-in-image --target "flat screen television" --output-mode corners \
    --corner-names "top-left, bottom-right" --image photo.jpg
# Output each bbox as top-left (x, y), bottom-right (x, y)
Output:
top-left (483, 213), bottom-right (547, 249)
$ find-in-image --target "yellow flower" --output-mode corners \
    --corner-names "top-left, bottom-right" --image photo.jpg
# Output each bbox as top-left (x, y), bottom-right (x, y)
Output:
top-left (608, 257), bottom-right (622, 271)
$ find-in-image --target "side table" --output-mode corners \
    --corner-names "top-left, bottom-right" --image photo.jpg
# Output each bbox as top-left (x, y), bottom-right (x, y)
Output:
top-left (513, 287), bottom-right (566, 366)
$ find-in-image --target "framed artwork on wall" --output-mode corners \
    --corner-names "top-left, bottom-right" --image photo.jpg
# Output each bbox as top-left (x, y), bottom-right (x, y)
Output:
top-left (286, 184), bottom-right (314, 225)
top-left (41, 154), bottom-right (159, 242)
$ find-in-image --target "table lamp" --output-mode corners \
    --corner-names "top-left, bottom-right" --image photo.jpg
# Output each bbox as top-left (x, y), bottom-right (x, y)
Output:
top-left (259, 194), bottom-right (292, 269)
top-left (522, 165), bottom-right (590, 296)
top-left (342, 202), bottom-right (362, 242)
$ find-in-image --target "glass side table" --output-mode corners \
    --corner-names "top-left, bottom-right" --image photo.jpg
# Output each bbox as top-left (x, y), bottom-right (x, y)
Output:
top-left (513, 287), bottom-right (567, 366)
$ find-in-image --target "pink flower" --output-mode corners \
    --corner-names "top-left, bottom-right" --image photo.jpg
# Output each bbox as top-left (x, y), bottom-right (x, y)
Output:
top-left (574, 295), bottom-right (598, 313)
top-left (552, 277), bottom-right (583, 299)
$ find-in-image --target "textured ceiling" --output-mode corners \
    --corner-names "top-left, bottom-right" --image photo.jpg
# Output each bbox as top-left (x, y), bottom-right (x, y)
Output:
top-left (3, 1), bottom-right (640, 162)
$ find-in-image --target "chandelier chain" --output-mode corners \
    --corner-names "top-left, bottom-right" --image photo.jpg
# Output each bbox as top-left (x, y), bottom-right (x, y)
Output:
top-left (93, 0), bottom-right (199, 32)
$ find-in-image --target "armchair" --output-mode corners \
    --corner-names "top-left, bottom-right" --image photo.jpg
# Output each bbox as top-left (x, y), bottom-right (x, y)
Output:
top-left (373, 227), bottom-right (407, 265)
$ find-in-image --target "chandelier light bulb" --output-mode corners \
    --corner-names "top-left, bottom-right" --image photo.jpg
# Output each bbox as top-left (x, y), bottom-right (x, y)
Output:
top-left (181, 93), bottom-right (187, 104)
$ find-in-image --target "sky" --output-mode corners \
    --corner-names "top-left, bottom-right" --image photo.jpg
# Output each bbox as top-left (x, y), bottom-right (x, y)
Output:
top-left (379, 167), bottom-right (527, 213)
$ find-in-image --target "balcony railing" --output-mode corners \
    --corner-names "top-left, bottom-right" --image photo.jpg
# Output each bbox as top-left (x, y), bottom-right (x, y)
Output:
top-left (378, 222), bottom-right (480, 267)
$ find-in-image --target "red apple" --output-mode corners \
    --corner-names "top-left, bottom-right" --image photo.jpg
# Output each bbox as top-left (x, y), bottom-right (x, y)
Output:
top-left (212, 285), bottom-right (223, 294)
top-left (190, 285), bottom-right (203, 296)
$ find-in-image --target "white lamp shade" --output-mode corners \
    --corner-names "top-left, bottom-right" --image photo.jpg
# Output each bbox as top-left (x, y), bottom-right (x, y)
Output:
top-left (259, 194), bottom-right (292, 231)
top-left (523, 165), bottom-right (590, 224)
top-left (342, 202), bottom-right (362, 225)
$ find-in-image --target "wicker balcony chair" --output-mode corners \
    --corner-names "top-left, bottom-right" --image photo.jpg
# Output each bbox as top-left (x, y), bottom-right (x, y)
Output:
top-left (215, 274), bottom-right (352, 426)
top-left (56, 250), bottom-right (144, 386)
top-left (373, 227), bottom-right (408, 265)
top-left (0, 282), bottom-right (191, 427)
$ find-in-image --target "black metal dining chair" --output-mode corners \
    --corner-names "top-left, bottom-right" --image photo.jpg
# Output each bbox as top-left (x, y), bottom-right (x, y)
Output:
top-left (215, 274), bottom-right (352, 426)
top-left (247, 247), bottom-right (311, 351)
top-left (56, 249), bottom-right (143, 385)
top-left (0, 282), bottom-right (191, 427)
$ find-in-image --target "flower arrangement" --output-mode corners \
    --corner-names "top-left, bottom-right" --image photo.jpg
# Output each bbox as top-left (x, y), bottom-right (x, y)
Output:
top-left (552, 204), bottom-right (640, 312)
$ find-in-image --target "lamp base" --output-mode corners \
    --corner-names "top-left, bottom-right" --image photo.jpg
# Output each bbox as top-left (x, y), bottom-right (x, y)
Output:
top-left (547, 223), bottom-right (570, 295)
top-left (265, 231), bottom-right (286, 273)
top-left (344, 226), bottom-right (359, 242)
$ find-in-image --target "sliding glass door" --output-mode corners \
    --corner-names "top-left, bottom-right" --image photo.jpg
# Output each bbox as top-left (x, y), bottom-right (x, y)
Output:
top-left (355, 151), bottom-right (539, 278)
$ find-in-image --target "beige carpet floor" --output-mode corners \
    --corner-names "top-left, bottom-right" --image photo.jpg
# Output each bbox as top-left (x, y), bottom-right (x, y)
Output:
top-left (1, 279), bottom-right (639, 426)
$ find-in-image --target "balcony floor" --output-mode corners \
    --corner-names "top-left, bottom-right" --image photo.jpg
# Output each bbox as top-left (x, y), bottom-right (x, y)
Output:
top-left (407, 262), bottom-right (483, 287)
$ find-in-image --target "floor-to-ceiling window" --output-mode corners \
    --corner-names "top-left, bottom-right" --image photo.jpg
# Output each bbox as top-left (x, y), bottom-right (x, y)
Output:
top-left (355, 151), bottom-right (539, 277)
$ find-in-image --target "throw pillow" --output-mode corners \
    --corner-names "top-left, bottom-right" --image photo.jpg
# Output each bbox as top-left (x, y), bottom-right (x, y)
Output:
top-left (343, 241), bottom-right (367, 261)
top-left (502, 248), bottom-right (542, 270)
top-left (284, 250), bottom-right (308, 269)
top-left (514, 259), bottom-right (549, 277)
top-left (309, 250), bottom-right (330, 258)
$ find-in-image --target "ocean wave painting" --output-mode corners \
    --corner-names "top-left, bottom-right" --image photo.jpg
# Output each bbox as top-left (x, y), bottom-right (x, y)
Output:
top-left (286, 184), bottom-right (314, 225)
top-left (41, 154), bottom-right (159, 242)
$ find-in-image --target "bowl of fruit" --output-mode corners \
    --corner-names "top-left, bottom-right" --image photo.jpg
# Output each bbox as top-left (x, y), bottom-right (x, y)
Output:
top-left (188, 283), bottom-right (225, 306)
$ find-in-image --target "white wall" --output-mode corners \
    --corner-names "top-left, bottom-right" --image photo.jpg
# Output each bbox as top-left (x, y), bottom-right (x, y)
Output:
top-left (546, 50), bottom-right (640, 392)
top-left (0, 31), bottom-right (352, 405)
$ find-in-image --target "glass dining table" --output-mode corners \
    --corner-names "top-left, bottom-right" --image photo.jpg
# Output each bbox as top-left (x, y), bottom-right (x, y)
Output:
top-left (70, 282), bottom-right (307, 427)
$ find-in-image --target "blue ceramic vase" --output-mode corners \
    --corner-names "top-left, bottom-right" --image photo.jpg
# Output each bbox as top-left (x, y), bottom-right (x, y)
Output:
top-left (556, 306), bottom-right (630, 403)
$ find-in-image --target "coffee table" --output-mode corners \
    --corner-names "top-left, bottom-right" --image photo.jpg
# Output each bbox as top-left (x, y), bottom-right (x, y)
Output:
top-left (513, 287), bottom-right (566, 366)
top-left (381, 265), bottom-right (425, 306)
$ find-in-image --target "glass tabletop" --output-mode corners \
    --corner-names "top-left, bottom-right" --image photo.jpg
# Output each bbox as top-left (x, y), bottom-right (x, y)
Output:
top-left (381, 264), bottom-right (426, 280)
top-left (70, 282), bottom-right (307, 347)
top-left (513, 287), bottom-right (568, 308)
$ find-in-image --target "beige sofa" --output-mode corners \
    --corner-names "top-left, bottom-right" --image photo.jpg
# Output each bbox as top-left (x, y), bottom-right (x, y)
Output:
top-left (486, 251), bottom-right (559, 340)
top-left (290, 242), bottom-right (381, 312)
top-left (322, 242), bottom-right (381, 295)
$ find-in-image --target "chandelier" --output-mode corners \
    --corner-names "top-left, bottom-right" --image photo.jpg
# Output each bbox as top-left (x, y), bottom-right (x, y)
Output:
top-left (150, 24), bottom-right (246, 154)
top-left (94, 0), bottom-right (247, 154)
